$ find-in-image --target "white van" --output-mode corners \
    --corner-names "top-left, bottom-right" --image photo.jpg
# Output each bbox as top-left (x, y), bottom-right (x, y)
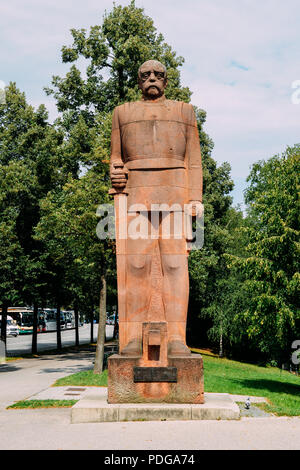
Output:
top-left (0, 315), bottom-right (19, 337)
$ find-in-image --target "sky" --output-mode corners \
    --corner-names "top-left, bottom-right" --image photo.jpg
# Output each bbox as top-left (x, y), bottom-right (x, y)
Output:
top-left (1, 0), bottom-right (300, 209)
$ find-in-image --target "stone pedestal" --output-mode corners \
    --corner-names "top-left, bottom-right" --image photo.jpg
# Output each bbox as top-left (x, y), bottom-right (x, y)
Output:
top-left (108, 321), bottom-right (204, 404)
top-left (108, 353), bottom-right (204, 404)
top-left (71, 390), bottom-right (240, 423)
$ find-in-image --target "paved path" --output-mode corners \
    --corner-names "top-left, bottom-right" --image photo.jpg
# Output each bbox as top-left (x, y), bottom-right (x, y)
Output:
top-left (0, 351), bottom-right (95, 409)
top-left (1, 408), bottom-right (299, 450)
top-left (0, 353), bottom-right (299, 450)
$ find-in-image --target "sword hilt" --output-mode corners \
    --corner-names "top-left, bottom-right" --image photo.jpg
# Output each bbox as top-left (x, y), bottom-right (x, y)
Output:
top-left (109, 188), bottom-right (128, 196)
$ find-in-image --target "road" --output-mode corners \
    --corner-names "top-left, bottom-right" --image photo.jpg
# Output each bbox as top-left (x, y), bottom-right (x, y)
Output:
top-left (6, 323), bottom-right (114, 356)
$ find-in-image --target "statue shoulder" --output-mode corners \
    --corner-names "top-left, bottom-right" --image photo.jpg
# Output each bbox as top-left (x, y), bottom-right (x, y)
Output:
top-left (112, 101), bottom-right (141, 120)
top-left (115, 101), bottom-right (141, 110)
top-left (180, 102), bottom-right (197, 126)
top-left (165, 100), bottom-right (196, 126)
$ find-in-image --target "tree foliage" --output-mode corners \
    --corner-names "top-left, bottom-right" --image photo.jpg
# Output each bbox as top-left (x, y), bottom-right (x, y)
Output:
top-left (0, 84), bottom-right (64, 309)
top-left (226, 145), bottom-right (300, 363)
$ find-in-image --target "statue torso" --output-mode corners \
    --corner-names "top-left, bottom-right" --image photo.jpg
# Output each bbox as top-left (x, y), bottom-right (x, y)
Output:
top-left (115, 98), bottom-right (195, 170)
top-left (113, 98), bottom-right (197, 209)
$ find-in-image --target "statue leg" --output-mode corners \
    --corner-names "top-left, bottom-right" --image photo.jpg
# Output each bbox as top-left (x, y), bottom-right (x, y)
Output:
top-left (121, 212), bottom-right (153, 355)
top-left (159, 212), bottom-right (190, 355)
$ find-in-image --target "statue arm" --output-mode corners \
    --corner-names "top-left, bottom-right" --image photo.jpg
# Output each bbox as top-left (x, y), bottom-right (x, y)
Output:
top-left (110, 107), bottom-right (127, 190)
top-left (184, 104), bottom-right (203, 204)
top-left (110, 107), bottom-right (123, 166)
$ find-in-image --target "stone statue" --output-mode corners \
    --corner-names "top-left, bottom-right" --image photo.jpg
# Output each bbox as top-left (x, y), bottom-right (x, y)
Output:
top-left (108, 60), bottom-right (204, 403)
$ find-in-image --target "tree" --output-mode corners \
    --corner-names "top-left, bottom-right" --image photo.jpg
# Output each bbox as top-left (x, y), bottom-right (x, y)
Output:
top-left (0, 83), bottom-right (63, 352)
top-left (227, 145), bottom-right (300, 364)
top-left (94, 274), bottom-right (107, 374)
top-left (200, 207), bottom-right (250, 357)
top-left (0, 161), bottom-right (37, 345)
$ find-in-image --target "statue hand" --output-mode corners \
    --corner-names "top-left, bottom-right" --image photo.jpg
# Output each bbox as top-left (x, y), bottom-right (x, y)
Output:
top-left (110, 162), bottom-right (128, 190)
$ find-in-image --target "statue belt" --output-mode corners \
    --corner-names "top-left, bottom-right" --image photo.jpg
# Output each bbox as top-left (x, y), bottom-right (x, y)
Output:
top-left (125, 157), bottom-right (186, 170)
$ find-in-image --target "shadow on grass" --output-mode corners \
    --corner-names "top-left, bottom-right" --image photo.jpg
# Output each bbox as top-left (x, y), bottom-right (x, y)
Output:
top-left (190, 348), bottom-right (218, 358)
top-left (229, 378), bottom-right (300, 396)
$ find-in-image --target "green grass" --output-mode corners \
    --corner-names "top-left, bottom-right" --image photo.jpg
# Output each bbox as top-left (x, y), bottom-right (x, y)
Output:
top-left (7, 399), bottom-right (78, 409)
top-left (5, 357), bottom-right (23, 362)
top-left (51, 350), bottom-right (300, 416)
top-left (53, 369), bottom-right (108, 387)
top-left (193, 349), bottom-right (300, 417)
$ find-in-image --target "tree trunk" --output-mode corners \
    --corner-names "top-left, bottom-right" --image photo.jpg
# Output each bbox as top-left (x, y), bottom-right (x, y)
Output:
top-left (94, 275), bottom-right (107, 374)
top-left (74, 304), bottom-right (79, 348)
top-left (32, 303), bottom-right (38, 355)
top-left (219, 332), bottom-right (224, 358)
top-left (90, 310), bottom-right (94, 343)
top-left (0, 303), bottom-right (8, 356)
top-left (117, 67), bottom-right (125, 100)
top-left (56, 304), bottom-right (62, 351)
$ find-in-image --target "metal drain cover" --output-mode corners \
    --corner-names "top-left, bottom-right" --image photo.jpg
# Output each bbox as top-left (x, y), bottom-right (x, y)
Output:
top-left (66, 387), bottom-right (86, 392)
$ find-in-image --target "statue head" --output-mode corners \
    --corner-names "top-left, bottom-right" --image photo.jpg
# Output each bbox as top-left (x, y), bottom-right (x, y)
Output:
top-left (138, 60), bottom-right (168, 100)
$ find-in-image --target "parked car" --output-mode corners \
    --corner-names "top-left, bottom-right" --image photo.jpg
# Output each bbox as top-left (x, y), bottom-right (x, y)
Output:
top-left (0, 315), bottom-right (19, 337)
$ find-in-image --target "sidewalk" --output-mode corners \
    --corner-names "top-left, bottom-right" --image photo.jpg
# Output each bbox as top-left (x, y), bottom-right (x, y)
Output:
top-left (1, 407), bottom-right (300, 450)
top-left (1, 352), bottom-right (300, 450)
top-left (0, 350), bottom-right (94, 409)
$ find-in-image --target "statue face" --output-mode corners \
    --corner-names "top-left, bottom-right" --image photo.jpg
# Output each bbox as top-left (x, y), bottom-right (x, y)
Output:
top-left (138, 63), bottom-right (167, 100)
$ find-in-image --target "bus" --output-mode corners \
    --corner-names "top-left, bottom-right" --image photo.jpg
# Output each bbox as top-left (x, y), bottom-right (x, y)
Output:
top-left (4, 308), bottom-right (35, 334)
top-left (1, 307), bottom-right (69, 334)
top-left (41, 309), bottom-right (66, 331)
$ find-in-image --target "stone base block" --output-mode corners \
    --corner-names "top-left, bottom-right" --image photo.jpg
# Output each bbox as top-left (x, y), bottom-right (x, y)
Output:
top-left (108, 354), bottom-right (204, 404)
top-left (71, 390), bottom-right (240, 423)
